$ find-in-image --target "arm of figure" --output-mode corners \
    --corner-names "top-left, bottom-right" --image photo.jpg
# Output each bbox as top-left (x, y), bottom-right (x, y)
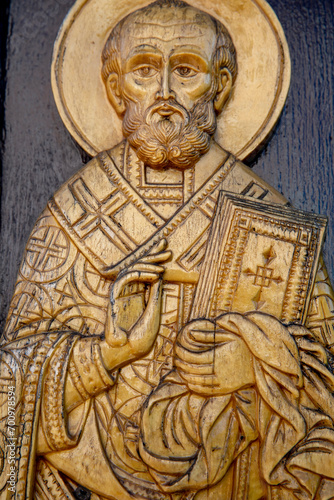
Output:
top-left (140, 312), bottom-right (325, 494)
top-left (139, 318), bottom-right (258, 493)
top-left (37, 239), bottom-right (171, 454)
top-left (170, 312), bottom-right (334, 496)
top-left (64, 238), bottom-right (171, 411)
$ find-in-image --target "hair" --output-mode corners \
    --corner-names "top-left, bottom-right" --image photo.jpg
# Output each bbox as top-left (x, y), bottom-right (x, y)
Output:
top-left (101, 0), bottom-right (237, 85)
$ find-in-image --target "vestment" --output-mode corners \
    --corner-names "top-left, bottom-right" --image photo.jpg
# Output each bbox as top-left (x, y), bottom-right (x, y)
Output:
top-left (1, 141), bottom-right (334, 499)
top-left (141, 313), bottom-right (334, 499)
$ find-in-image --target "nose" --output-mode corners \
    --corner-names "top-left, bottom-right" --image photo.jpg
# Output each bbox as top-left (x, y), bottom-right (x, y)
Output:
top-left (156, 64), bottom-right (176, 101)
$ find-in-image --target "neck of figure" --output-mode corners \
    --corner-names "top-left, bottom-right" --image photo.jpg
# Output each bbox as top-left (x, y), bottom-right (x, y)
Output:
top-left (144, 165), bottom-right (184, 186)
top-left (123, 139), bottom-right (229, 220)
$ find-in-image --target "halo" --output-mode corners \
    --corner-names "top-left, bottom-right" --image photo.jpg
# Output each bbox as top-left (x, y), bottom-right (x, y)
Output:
top-left (51, 0), bottom-right (291, 160)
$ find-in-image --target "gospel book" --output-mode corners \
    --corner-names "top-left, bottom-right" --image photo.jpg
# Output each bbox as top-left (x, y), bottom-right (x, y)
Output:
top-left (191, 192), bottom-right (327, 324)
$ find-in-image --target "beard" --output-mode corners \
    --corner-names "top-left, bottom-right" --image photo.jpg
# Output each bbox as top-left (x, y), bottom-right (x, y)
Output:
top-left (122, 93), bottom-right (217, 170)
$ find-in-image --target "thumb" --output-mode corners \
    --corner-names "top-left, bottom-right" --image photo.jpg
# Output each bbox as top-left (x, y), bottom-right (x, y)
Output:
top-left (127, 279), bottom-right (163, 352)
top-left (105, 301), bottom-right (128, 347)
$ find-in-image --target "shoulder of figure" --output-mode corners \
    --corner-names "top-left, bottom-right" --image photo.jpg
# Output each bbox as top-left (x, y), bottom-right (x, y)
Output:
top-left (48, 141), bottom-right (124, 221)
top-left (213, 140), bottom-right (287, 206)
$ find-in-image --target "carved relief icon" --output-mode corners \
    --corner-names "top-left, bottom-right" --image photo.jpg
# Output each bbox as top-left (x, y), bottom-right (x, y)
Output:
top-left (1, 1), bottom-right (334, 499)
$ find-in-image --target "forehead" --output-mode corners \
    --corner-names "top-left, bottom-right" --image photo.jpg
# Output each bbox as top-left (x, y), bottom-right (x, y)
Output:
top-left (120, 6), bottom-right (217, 61)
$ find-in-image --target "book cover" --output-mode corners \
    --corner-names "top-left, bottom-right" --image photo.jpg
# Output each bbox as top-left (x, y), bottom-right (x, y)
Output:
top-left (191, 192), bottom-right (327, 324)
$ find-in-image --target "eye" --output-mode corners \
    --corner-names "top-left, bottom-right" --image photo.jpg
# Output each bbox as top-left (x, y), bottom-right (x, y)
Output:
top-left (133, 66), bottom-right (158, 78)
top-left (174, 66), bottom-right (198, 78)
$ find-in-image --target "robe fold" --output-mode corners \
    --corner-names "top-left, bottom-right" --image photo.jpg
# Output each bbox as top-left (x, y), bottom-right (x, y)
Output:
top-left (140, 313), bottom-right (334, 499)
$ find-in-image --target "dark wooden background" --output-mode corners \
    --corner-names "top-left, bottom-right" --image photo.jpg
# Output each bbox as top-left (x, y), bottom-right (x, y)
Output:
top-left (0, 0), bottom-right (333, 330)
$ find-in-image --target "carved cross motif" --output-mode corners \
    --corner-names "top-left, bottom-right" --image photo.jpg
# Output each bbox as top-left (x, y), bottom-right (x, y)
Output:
top-left (244, 245), bottom-right (283, 309)
top-left (26, 226), bottom-right (69, 272)
top-left (70, 179), bottom-right (119, 237)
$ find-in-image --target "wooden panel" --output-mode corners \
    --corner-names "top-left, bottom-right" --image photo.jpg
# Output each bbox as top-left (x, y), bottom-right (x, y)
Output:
top-left (253, 0), bottom-right (334, 281)
top-left (0, 0), bottom-right (333, 329)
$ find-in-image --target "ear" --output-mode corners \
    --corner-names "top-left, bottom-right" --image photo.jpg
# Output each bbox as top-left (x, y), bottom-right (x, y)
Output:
top-left (105, 73), bottom-right (126, 115)
top-left (214, 68), bottom-right (233, 114)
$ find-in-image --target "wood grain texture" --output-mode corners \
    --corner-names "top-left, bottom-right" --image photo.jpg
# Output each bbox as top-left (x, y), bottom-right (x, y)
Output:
top-left (0, 0), bottom-right (333, 330)
top-left (253, 0), bottom-right (334, 280)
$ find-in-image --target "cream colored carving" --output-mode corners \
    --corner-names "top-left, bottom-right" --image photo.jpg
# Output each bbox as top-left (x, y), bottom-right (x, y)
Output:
top-left (1, 1), bottom-right (334, 499)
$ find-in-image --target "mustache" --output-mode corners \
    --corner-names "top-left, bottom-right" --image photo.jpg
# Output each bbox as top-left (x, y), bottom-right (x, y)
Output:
top-left (144, 100), bottom-right (189, 125)
top-left (123, 99), bottom-right (189, 136)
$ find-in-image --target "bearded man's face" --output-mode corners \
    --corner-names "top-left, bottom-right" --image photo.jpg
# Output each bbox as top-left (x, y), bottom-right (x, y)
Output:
top-left (122, 91), bottom-right (217, 170)
top-left (108, 3), bottom-right (222, 169)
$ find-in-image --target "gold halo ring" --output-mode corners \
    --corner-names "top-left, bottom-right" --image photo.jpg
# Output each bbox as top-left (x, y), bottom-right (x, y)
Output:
top-left (51, 0), bottom-right (291, 160)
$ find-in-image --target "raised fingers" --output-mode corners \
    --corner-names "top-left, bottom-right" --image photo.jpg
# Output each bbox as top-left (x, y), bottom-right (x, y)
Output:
top-left (149, 238), bottom-right (168, 254)
top-left (139, 250), bottom-right (172, 265)
top-left (139, 238), bottom-right (172, 264)
top-left (128, 262), bottom-right (165, 274)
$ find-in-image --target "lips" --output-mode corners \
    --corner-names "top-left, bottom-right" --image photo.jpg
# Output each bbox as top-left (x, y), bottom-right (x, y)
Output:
top-left (157, 105), bottom-right (175, 117)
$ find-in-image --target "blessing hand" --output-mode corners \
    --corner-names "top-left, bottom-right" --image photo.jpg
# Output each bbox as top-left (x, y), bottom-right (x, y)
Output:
top-left (104, 239), bottom-right (171, 359)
